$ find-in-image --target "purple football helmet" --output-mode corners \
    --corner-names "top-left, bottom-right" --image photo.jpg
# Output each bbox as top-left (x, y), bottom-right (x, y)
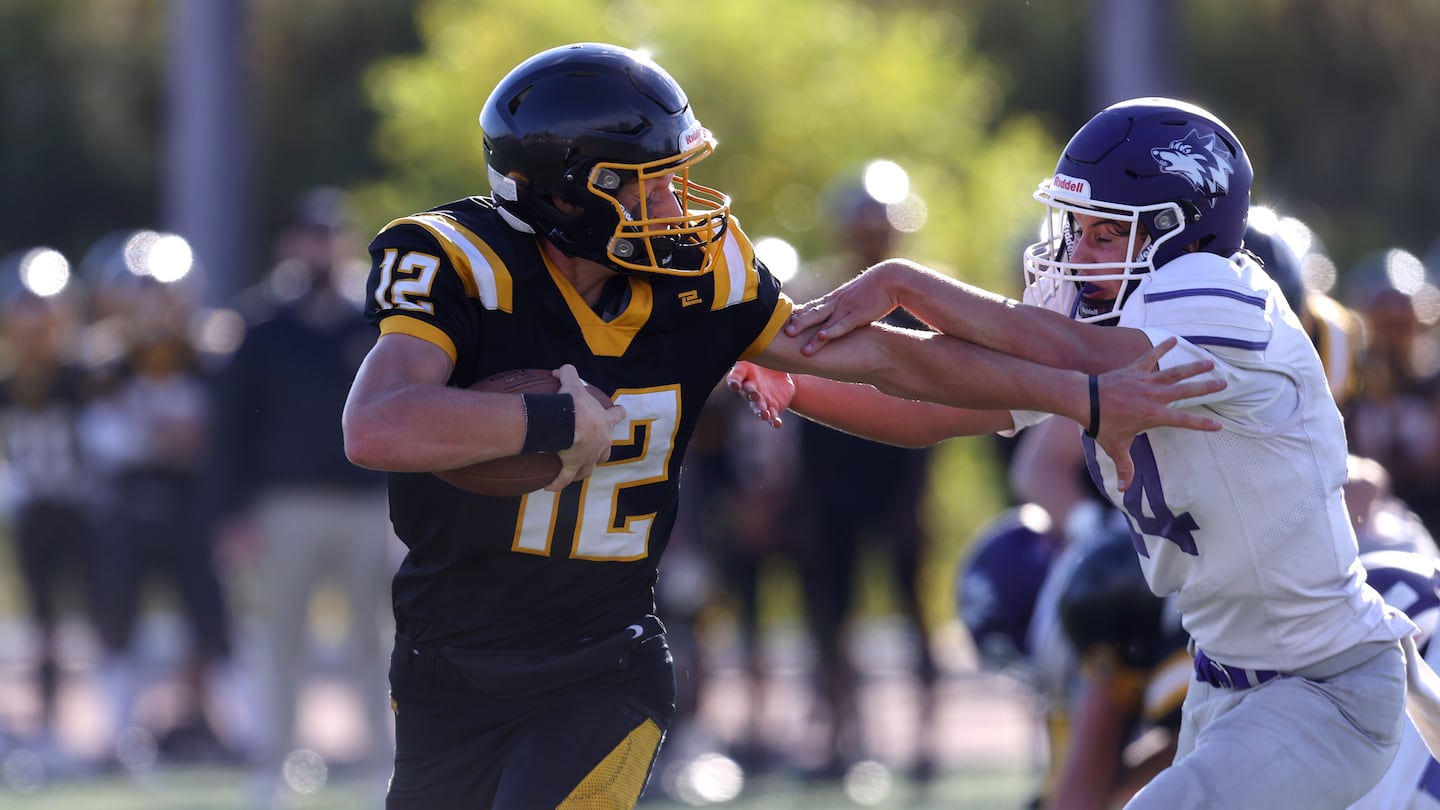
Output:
top-left (1023, 97), bottom-right (1254, 323)
top-left (1361, 549), bottom-right (1440, 652)
top-left (956, 504), bottom-right (1060, 666)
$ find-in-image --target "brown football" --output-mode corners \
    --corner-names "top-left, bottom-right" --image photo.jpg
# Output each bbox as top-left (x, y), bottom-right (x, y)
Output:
top-left (432, 368), bottom-right (614, 497)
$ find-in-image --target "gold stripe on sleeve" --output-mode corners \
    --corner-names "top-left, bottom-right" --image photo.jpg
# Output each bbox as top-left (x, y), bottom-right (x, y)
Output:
top-left (378, 316), bottom-right (457, 365)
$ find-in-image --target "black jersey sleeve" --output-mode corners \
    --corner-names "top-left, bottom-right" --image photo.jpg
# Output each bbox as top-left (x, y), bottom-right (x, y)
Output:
top-left (703, 218), bottom-right (793, 361)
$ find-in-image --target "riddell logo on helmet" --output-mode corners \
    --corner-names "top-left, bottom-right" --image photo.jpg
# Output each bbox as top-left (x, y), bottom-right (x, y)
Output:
top-left (678, 123), bottom-right (708, 152)
top-left (1052, 174), bottom-right (1090, 197)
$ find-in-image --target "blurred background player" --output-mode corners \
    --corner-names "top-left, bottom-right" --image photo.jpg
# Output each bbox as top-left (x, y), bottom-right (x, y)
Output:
top-left (0, 260), bottom-right (103, 774)
top-left (77, 240), bottom-right (235, 765)
top-left (694, 380), bottom-right (808, 775)
top-left (1345, 278), bottom-right (1440, 539)
top-left (1346, 454), bottom-right (1440, 559)
top-left (211, 188), bottom-right (394, 809)
top-left (956, 504), bottom-right (1065, 808)
top-left (1242, 205), bottom-right (1364, 411)
top-left (1047, 513), bottom-right (1189, 810)
top-left (680, 166), bottom-right (943, 784)
top-left (1350, 545), bottom-right (1440, 809)
top-left (787, 171), bottom-right (941, 780)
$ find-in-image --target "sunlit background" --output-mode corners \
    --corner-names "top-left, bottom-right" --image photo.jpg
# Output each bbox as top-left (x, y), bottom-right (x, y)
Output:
top-left (2, 1), bottom-right (1440, 807)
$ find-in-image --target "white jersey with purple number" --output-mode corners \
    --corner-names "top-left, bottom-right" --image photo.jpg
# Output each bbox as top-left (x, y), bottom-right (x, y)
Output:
top-left (1081, 251), bottom-right (1406, 672)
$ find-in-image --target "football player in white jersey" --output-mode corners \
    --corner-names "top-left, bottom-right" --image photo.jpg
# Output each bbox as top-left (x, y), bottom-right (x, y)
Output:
top-left (729, 97), bottom-right (1432, 808)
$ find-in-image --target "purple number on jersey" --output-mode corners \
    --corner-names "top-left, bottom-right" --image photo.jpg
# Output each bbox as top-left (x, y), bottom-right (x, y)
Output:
top-left (1083, 434), bottom-right (1200, 557)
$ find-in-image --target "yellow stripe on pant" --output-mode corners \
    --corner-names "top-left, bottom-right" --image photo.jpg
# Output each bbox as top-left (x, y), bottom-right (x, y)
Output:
top-left (558, 717), bottom-right (663, 809)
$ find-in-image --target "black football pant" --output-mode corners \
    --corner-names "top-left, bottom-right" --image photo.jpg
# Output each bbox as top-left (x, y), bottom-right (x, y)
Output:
top-left (386, 629), bottom-right (675, 809)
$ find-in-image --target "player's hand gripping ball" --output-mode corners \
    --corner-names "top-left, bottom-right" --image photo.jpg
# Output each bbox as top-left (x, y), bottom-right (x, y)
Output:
top-left (432, 368), bottom-right (614, 496)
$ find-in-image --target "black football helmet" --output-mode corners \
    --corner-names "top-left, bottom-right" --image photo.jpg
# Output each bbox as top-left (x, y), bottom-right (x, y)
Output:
top-left (1024, 98), bottom-right (1253, 323)
top-left (1057, 513), bottom-right (1175, 669)
top-left (480, 42), bottom-right (730, 276)
top-left (1243, 206), bottom-right (1306, 314)
top-left (955, 505), bottom-right (1060, 667)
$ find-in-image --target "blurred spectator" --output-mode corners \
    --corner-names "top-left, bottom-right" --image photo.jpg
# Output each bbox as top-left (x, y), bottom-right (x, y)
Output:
top-left (0, 280), bottom-right (103, 771)
top-left (78, 269), bottom-right (235, 764)
top-left (639, 384), bottom-right (773, 790)
top-left (211, 187), bottom-right (393, 809)
top-left (1346, 283), bottom-right (1440, 536)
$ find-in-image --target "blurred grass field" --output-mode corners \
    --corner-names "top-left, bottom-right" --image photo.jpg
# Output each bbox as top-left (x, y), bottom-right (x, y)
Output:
top-left (2, 764), bottom-right (1035, 809)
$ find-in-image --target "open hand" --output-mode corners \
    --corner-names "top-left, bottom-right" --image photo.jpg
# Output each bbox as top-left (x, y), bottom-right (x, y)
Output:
top-left (1095, 337), bottom-right (1226, 490)
top-left (726, 361), bottom-right (796, 428)
top-left (784, 263), bottom-right (902, 356)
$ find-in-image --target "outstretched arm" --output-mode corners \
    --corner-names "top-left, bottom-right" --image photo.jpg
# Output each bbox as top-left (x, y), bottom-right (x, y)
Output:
top-left (788, 258), bottom-right (1140, 373)
top-left (749, 325), bottom-right (1224, 489)
top-left (726, 361), bottom-right (1011, 443)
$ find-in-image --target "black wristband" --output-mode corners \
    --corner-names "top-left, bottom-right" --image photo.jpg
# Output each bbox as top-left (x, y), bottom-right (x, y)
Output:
top-left (1085, 374), bottom-right (1101, 438)
top-left (520, 393), bottom-right (576, 454)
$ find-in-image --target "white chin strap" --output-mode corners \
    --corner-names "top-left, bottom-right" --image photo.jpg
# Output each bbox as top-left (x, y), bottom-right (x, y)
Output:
top-left (496, 207), bottom-right (534, 234)
top-left (489, 167), bottom-right (536, 234)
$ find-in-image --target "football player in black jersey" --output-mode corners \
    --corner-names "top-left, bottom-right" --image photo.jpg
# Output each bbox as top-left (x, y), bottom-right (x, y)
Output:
top-left (1049, 513), bottom-right (1189, 810)
top-left (341, 42), bottom-right (1227, 809)
top-left (0, 284), bottom-right (101, 766)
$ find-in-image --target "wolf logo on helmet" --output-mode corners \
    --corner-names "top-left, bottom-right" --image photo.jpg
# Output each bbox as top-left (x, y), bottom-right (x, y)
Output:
top-left (1150, 130), bottom-right (1236, 203)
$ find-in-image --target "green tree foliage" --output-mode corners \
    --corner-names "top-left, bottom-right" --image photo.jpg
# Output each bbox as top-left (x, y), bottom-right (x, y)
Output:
top-left (0, 0), bottom-right (418, 283)
top-left (0, 1), bottom-right (166, 261)
top-left (1182, 0), bottom-right (1440, 270)
top-left (249, 0), bottom-right (422, 240)
top-left (8, 0), bottom-right (1435, 292)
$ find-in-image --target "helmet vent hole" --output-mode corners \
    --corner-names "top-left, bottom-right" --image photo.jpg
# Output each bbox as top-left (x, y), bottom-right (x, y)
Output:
top-left (507, 86), bottom-right (532, 115)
